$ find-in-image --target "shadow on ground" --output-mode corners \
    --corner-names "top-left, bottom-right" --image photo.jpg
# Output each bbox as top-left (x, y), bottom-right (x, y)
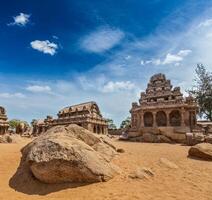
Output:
top-left (9, 155), bottom-right (89, 195)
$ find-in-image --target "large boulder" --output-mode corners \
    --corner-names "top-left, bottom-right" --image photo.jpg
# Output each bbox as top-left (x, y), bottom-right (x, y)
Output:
top-left (21, 124), bottom-right (119, 184)
top-left (188, 143), bottom-right (212, 160)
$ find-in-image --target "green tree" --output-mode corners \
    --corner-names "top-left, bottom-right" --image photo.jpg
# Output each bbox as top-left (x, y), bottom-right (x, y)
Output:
top-left (9, 119), bottom-right (21, 130)
top-left (120, 117), bottom-right (131, 129)
top-left (188, 64), bottom-right (212, 121)
top-left (9, 119), bottom-right (29, 130)
top-left (106, 118), bottom-right (117, 130)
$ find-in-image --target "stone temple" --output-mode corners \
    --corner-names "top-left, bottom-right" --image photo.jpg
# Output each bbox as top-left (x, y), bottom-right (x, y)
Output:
top-left (32, 101), bottom-right (108, 135)
top-left (0, 106), bottom-right (9, 134)
top-left (129, 73), bottom-right (198, 142)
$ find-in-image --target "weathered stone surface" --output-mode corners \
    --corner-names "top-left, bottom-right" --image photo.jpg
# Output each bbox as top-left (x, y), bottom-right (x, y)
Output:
top-left (22, 124), bottom-right (119, 184)
top-left (129, 167), bottom-right (154, 180)
top-left (129, 136), bottom-right (143, 142)
top-left (142, 133), bottom-right (172, 143)
top-left (129, 133), bottom-right (172, 143)
top-left (143, 133), bottom-right (157, 143)
top-left (205, 135), bottom-right (212, 144)
top-left (188, 143), bottom-right (212, 160)
top-left (159, 158), bottom-right (179, 169)
top-left (0, 134), bottom-right (22, 143)
top-left (128, 73), bottom-right (198, 142)
top-left (33, 102), bottom-right (108, 135)
top-left (157, 135), bottom-right (172, 143)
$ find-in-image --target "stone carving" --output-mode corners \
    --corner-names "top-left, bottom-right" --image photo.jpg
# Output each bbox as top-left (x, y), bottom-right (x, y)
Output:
top-left (0, 106), bottom-right (9, 135)
top-left (129, 73), bottom-right (199, 140)
top-left (32, 101), bottom-right (108, 135)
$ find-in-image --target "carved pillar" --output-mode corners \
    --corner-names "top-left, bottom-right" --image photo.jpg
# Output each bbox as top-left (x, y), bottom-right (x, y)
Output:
top-left (153, 111), bottom-right (157, 128)
top-left (166, 110), bottom-right (170, 126)
top-left (140, 111), bottom-right (144, 129)
top-left (181, 108), bottom-right (185, 127)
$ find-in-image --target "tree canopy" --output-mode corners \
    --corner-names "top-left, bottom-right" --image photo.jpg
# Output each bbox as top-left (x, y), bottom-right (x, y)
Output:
top-left (188, 64), bottom-right (212, 121)
top-left (120, 117), bottom-right (131, 129)
top-left (106, 118), bottom-right (117, 130)
top-left (9, 119), bottom-right (29, 129)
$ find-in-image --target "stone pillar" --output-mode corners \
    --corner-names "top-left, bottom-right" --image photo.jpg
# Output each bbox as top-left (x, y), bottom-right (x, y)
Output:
top-left (140, 111), bottom-right (144, 129)
top-left (105, 126), bottom-right (108, 134)
top-left (166, 111), bottom-right (170, 126)
top-left (181, 108), bottom-right (185, 127)
top-left (153, 111), bottom-right (157, 128)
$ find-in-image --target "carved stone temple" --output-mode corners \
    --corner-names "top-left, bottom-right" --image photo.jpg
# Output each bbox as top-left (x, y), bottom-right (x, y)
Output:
top-left (32, 101), bottom-right (108, 135)
top-left (129, 73), bottom-right (198, 142)
top-left (0, 106), bottom-right (9, 134)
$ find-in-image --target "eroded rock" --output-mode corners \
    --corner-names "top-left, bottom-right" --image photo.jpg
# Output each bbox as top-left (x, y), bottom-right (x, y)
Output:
top-left (188, 143), bottom-right (212, 161)
top-left (21, 124), bottom-right (119, 184)
top-left (129, 167), bottom-right (154, 180)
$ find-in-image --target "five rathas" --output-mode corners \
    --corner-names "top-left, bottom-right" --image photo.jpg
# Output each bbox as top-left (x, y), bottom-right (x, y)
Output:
top-left (0, 73), bottom-right (201, 141)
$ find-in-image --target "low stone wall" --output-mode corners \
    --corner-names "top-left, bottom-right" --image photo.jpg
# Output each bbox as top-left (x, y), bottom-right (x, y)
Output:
top-left (128, 126), bottom-right (189, 143)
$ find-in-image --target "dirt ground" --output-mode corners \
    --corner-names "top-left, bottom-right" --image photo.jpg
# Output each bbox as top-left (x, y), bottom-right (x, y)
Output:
top-left (0, 139), bottom-right (211, 200)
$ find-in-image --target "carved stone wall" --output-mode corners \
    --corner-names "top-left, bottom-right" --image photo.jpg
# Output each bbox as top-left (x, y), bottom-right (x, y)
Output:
top-left (129, 73), bottom-right (199, 137)
top-left (33, 102), bottom-right (108, 135)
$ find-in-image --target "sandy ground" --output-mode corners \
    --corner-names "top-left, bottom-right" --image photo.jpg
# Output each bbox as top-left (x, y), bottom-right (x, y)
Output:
top-left (0, 139), bottom-right (212, 200)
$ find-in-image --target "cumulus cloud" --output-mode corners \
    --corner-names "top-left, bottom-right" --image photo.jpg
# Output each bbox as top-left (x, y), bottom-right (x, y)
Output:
top-left (102, 81), bottom-right (135, 93)
top-left (0, 92), bottom-right (25, 98)
top-left (80, 27), bottom-right (124, 53)
top-left (163, 49), bottom-right (192, 64)
top-left (26, 85), bottom-right (51, 93)
top-left (141, 49), bottom-right (192, 65)
top-left (8, 13), bottom-right (30, 26)
top-left (198, 19), bottom-right (212, 27)
top-left (163, 53), bottom-right (183, 64)
top-left (30, 40), bottom-right (58, 55)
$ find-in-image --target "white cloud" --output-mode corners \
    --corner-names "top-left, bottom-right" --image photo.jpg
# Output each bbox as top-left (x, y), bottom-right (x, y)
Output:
top-left (163, 53), bottom-right (183, 64)
top-left (198, 19), bottom-right (212, 27)
top-left (0, 92), bottom-right (25, 98)
top-left (80, 27), bottom-right (124, 53)
top-left (141, 49), bottom-right (192, 65)
top-left (26, 85), bottom-right (51, 93)
top-left (177, 49), bottom-right (192, 56)
top-left (162, 49), bottom-right (192, 64)
top-left (125, 55), bottom-right (131, 60)
top-left (30, 40), bottom-right (58, 55)
top-left (102, 81), bottom-right (135, 93)
top-left (141, 59), bottom-right (161, 65)
top-left (8, 13), bottom-right (30, 26)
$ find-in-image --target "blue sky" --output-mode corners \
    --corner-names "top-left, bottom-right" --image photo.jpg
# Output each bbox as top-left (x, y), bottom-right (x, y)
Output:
top-left (1, 0), bottom-right (212, 125)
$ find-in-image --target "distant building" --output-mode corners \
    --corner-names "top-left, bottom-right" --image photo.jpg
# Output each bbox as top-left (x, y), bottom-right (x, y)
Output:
top-left (0, 106), bottom-right (9, 134)
top-left (32, 101), bottom-right (108, 135)
top-left (129, 73), bottom-right (198, 142)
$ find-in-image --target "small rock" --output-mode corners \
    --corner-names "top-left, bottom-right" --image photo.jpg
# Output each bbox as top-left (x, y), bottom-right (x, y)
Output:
top-left (159, 158), bottom-right (179, 169)
top-left (129, 167), bottom-right (154, 180)
top-left (188, 143), bottom-right (212, 160)
top-left (117, 148), bottom-right (125, 153)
